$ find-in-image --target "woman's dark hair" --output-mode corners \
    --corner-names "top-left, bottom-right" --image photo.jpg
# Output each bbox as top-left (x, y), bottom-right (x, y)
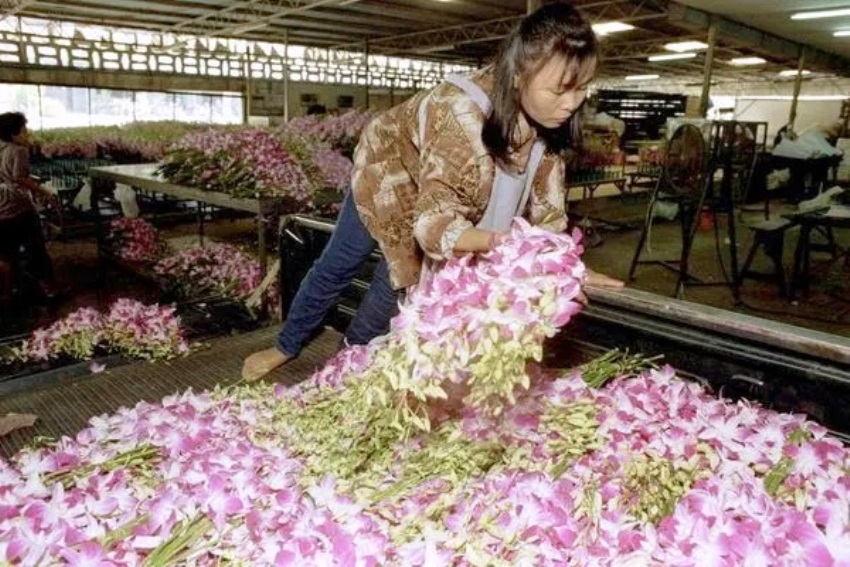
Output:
top-left (0, 112), bottom-right (27, 143)
top-left (483, 1), bottom-right (598, 163)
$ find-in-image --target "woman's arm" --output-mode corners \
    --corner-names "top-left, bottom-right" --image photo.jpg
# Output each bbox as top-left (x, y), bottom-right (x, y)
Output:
top-left (413, 92), bottom-right (498, 260)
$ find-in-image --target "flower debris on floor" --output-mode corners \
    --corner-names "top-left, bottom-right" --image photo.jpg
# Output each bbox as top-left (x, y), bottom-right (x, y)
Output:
top-left (1, 219), bottom-right (849, 566)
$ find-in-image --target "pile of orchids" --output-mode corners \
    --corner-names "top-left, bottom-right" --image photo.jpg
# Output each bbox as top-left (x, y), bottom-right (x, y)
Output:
top-left (7, 299), bottom-right (190, 364)
top-left (2, 219), bottom-right (849, 565)
top-left (35, 122), bottom-right (207, 162)
top-left (154, 243), bottom-right (278, 311)
top-left (157, 128), bottom-right (314, 205)
top-left (106, 217), bottom-right (169, 265)
top-left (279, 110), bottom-right (373, 157)
top-left (157, 125), bottom-right (353, 210)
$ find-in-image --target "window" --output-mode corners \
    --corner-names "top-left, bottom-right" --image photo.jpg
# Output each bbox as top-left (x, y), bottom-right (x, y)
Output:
top-left (0, 83), bottom-right (244, 129)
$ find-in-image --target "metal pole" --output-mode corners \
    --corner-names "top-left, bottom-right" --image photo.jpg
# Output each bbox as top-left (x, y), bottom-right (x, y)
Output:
top-left (698, 16), bottom-right (717, 117)
top-left (364, 39), bottom-right (370, 109)
top-left (788, 47), bottom-right (806, 132)
top-left (243, 46), bottom-right (252, 123)
top-left (283, 29), bottom-right (290, 122)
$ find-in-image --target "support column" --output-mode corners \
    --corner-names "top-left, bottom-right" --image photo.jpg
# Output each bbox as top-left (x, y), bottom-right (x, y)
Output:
top-left (698, 16), bottom-right (717, 117)
top-left (243, 46), bottom-right (252, 123)
top-left (364, 39), bottom-right (370, 109)
top-left (527, 0), bottom-right (542, 14)
top-left (788, 47), bottom-right (806, 132)
top-left (283, 29), bottom-right (290, 122)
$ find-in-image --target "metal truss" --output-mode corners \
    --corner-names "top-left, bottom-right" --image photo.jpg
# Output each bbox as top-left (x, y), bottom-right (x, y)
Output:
top-left (342, 0), bottom-right (669, 54)
top-left (166, 0), bottom-right (356, 38)
top-left (0, 0), bottom-right (38, 17)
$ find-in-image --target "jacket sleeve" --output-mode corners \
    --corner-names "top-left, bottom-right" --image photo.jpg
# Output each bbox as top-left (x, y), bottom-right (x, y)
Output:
top-left (412, 95), bottom-right (483, 261)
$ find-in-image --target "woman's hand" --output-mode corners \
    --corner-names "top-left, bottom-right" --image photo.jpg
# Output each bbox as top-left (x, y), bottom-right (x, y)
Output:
top-left (576, 269), bottom-right (625, 306)
top-left (585, 269), bottom-right (625, 289)
top-left (452, 227), bottom-right (505, 254)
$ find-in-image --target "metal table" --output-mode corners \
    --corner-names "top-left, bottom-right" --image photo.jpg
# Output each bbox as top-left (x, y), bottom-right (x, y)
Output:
top-left (89, 163), bottom-right (290, 275)
top-left (785, 206), bottom-right (850, 299)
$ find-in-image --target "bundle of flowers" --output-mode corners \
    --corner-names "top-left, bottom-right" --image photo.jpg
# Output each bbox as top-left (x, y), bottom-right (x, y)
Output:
top-left (310, 147), bottom-right (353, 192)
top-left (102, 299), bottom-right (191, 361)
top-left (153, 243), bottom-right (278, 310)
top-left (275, 130), bottom-right (353, 196)
top-left (105, 217), bottom-right (170, 265)
top-left (7, 306), bottom-right (103, 363)
top-left (279, 110), bottom-right (373, 157)
top-left (6, 300), bottom-right (190, 364)
top-left (157, 129), bottom-right (313, 206)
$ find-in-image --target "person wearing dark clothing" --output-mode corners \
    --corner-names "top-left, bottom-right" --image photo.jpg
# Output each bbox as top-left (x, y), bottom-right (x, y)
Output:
top-left (0, 112), bottom-right (58, 300)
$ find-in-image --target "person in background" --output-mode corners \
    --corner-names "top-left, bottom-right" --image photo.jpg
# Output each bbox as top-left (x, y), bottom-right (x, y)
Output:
top-left (0, 111), bottom-right (60, 302)
top-left (242, 1), bottom-right (623, 381)
top-left (306, 104), bottom-right (328, 116)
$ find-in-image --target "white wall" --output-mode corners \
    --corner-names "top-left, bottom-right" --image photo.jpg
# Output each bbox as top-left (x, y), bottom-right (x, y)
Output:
top-left (733, 99), bottom-right (843, 142)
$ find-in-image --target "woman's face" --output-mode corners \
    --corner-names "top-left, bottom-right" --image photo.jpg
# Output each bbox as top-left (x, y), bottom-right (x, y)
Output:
top-left (519, 55), bottom-right (595, 130)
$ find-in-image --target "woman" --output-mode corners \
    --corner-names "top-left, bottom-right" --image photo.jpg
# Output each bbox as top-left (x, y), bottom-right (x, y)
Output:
top-left (0, 112), bottom-right (59, 302)
top-left (243, 1), bottom-right (621, 381)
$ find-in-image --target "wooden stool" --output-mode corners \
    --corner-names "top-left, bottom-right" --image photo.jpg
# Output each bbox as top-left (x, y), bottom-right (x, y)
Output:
top-left (738, 219), bottom-right (793, 297)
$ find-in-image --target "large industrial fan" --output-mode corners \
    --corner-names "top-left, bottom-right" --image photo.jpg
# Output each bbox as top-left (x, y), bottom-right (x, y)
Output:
top-left (628, 123), bottom-right (709, 297)
top-left (629, 120), bottom-right (767, 298)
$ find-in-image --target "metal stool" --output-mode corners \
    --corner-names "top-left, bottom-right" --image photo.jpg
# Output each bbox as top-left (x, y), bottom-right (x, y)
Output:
top-left (738, 218), bottom-right (793, 298)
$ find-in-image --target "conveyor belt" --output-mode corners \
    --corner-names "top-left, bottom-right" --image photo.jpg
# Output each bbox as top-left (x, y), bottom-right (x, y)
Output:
top-left (0, 326), bottom-right (341, 459)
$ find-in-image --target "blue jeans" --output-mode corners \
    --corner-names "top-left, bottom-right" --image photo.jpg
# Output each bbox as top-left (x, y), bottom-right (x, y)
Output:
top-left (276, 192), bottom-right (400, 357)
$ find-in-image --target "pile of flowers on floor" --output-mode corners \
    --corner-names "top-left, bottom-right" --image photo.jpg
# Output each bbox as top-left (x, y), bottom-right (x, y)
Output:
top-left (6, 298), bottom-right (190, 364)
top-left (154, 243), bottom-right (279, 312)
top-left (2, 219), bottom-right (849, 565)
top-left (106, 217), bottom-right (170, 265)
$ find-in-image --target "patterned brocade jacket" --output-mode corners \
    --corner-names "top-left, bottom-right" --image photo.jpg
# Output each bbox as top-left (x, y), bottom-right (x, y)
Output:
top-left (351, 68), bottom-right (568, 290)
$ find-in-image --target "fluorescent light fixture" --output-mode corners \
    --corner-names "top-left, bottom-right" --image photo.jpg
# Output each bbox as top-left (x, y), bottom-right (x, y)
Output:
top-left (648, 52), bottom-right (697, 62)
top-left (791, 8), bottom-right (850, 20)
top-left (737, 95), bottom-right (848, 101)
top-left (778, 69), bottom-right (811, 76)
top-left (664, 40), bottom-right (709, 52)
top-left (728, 57), bottom-right (766, 66)
top-left (835, 30), bottom-right (850, 36)
top-left (592, 21), bottom-right (635, 36)
top-left (625, 74), bottom-right (660, 81)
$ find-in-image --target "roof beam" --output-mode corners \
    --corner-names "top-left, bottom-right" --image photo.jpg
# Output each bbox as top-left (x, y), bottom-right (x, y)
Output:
top-left (667, 1), bottom-right (850, 77)
top-left (335, 0), bottom-right (667, 53)
top-left (1, 0), bottom-right (39, 17)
